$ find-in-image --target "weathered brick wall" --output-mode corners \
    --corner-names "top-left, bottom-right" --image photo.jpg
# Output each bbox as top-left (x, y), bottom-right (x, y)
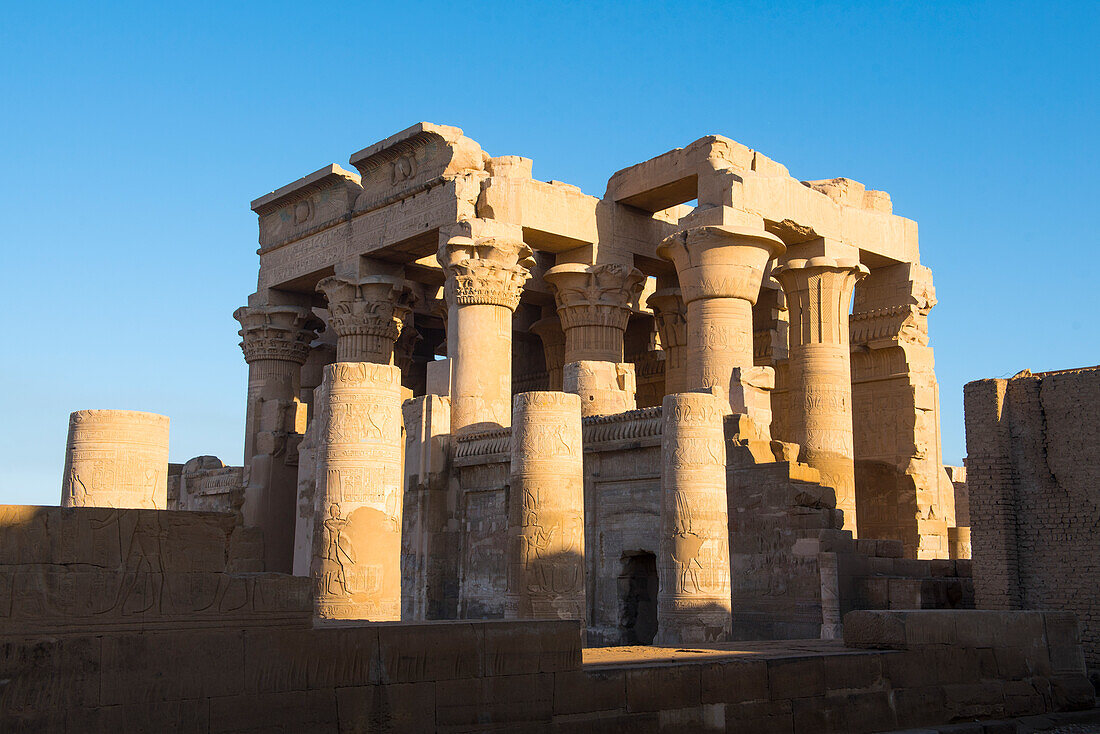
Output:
top-left (965, 367), bottom-right (1100, 667)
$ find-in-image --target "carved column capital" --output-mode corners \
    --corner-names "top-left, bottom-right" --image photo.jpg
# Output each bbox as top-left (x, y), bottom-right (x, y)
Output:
top-left (657, 225), bottom-right (785, 304)
top-left (234, 305), bottom-right (321, 365)
top-left (316, 275), bottom-right (416, 363)
top-left (438, 236), bottom-right (534, 310)
top-left (544, 263), bottom-right (644, 363)
top-left (773, 256), bottom-right (869, 347)
top-left (647, 288), bottom-right (687, 350)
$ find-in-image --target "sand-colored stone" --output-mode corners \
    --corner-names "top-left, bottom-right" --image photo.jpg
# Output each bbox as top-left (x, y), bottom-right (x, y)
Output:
top-left (563, 360), bottom-right (636, 417)
top-left (657, 392), bottom-right (732, 644)
top-left (544, 263), bottom-right (644, 364)
top-left (647, 288), bottom-right (688, 395)
top-left (773, 240), bottom-right (868, 535)
top-left (438, 233), bottom-right (533, 435)
top-left (506, 392), bottom-right (585, 620)
top-left (311, 361), bottom-right (404, 620)
top-left (530, 314), bottom-right (566, 391)
top-left (315, 274), bottom-right (415, 363)
top-left (61, 410), bottom-right (169, 509)
top-left (657, 224), bottom-right (784, 429)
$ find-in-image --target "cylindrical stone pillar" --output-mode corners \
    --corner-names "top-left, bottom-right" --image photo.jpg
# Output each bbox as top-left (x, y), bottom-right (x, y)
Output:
top-left (544, 263), bottom-right (644, 364)
top-left (657, 225), bottom-right (785, 420)
top-left (657, 392), bottom-right (732, 644)
top-left (438, 236), bottom-right (533, 435)
top-left (506, 392), bottom-right (585, 620)
top-left (234, 304), bottom-right (320, 467)
top-left (530, 315), bottom-right (566, 391)
top-left (648, 288), bottom-right (688, 395)
top-left (774, 254), bottom-right (867, 535)
top-left (316, 275), bottom-right (415, 364)
top-left (311, 362), bottom-right (404, 620)
top-left (563, 360), bottom-right (636, 417)
top-left (62, 410), bottom-right (169, 509)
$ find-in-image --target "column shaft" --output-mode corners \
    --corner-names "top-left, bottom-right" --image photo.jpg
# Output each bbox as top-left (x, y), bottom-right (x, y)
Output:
top-left (450, 302), bottom-right (514, 431)
top-left (775, 254), bottom-right (867, 535)
top-left (685, 297), bottom-right (754, 401)
top-left (657, 392), bottom-right (732, 644)
top-left (506, 392), bottom-right (585, 620)
top-left (312, 362), bottom-right (404, 620)
top-left (62, 410), bottom-right (169, 509)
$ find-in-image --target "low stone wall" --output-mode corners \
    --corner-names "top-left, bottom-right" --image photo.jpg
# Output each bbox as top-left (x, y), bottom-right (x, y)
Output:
top-left (1, 611), bottom-right (1091, 732)
top-left (0, 505), bottom-right (305, 636)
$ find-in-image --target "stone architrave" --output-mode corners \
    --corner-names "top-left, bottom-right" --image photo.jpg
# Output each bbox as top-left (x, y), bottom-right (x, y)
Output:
top-left (530, 315), bottom-right (566, 391)
top-left (311, 362), bottom-right (404, 620)
top-left (61, 410), bottom-right (169, 509)
top-left (774, 245), bottom-right (868, 535)
top-left (657, 392), bottom-right (732, 644)
top-left (316, 275), bottom-right (415, 364)
top-left (544, 263), bottom-right (645, 364)
top-left (563, 361), bottom-right (636, 417)
top-left (506, 391), bottom-right (585, 620)
top-left (657, 225), bottom-right (785, 428)
top-left (438, 235), bottom-right (533, 435)
top-left (647, 288), bottom-right (688, 394)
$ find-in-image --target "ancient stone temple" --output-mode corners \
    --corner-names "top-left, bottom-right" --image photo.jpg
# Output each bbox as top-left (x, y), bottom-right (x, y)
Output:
top-left (217, 121), bottom-right (970, 634)
top-left (10, 122), bottom-right (1097, 732)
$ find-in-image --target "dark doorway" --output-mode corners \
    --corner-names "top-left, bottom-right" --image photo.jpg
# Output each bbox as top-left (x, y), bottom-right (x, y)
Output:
top-left (618, 551), bottom-right (658, 645)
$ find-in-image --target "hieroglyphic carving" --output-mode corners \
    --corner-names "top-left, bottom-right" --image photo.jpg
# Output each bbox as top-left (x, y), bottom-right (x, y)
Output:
top-left (506, 392), bottom-right (585, 620)
top-left (657, 392), bottom-right (732, 644)
top-left (311, 362), bottom-right (403, 620)
top-left (61, 411), bottom-right (169, 510)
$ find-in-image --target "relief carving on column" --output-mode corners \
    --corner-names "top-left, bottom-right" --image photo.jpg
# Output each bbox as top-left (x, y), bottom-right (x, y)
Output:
top-left (233, 305), bottom-right (322, 365)
top-left (656, 225), bottom-right (784, 304)
top-left (316, 275), bottom-right (416, 363)
top-left (438, 236), bottom-right (534, 310)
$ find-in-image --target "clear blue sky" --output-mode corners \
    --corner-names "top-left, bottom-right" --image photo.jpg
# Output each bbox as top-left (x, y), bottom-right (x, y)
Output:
top-left (2, 1), bottom-right (1096, 506)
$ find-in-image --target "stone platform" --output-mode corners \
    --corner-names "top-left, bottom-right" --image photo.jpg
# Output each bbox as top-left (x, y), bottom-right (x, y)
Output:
top-left (1, 610), bottom-right (1093, 732)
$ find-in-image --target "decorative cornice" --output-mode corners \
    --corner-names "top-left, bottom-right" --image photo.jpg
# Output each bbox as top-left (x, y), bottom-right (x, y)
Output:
top-left (453, 427), bottom-right (512, 466)
top-left (234, 305), bottom-right (322, 365)
top-left (438, 236), bottom-right (534, 310)
top-left (581, 406), bottom-right (663, 449)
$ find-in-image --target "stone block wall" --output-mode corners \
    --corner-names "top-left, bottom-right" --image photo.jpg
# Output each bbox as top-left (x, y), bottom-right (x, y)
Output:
top-left (965, 367), bottom-right (1100, 667)
top-left (0, 505), bottom-right (306, 636)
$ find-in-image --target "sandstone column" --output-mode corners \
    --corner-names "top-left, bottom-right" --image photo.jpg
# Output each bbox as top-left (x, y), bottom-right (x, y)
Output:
top-left (316, 275), bottom-right (415, 364)
top-left (657, 392), bottom-right (732, 644)
top-left (774, 244), bottom-right (868, 535)
top-left (657, 225), bottom-right (785, 428)
top-left (544, 263), bottom-right (644, 364)
top-left (563, 361), bottom-right (637, 417)
top-left (647, 288), bottom-right (688, 395)
top-left (311, 362), bottom-right (404, 620)
top-left (506, 391), bottom-right (585, 620)
top-left (61, 410), bottom-right (169, 509)
top-left (438, 236), bottom-right (533, 435)
top-left (234, 304), bottom-right (320, 468)
top-left (530, 314), bottom-right (565, 391)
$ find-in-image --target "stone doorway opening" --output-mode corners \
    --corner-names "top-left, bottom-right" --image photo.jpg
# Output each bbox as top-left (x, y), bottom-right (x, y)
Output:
top-left (618, 551), bottom-right (658, 645)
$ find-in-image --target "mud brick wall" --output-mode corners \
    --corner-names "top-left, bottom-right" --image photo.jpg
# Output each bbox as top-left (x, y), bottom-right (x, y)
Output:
top-left (964, 367), bottom-right (1100, 667)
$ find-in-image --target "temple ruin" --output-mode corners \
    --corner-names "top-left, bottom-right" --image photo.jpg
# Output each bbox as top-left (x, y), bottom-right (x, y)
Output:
top-left (4, 123), bottom-right (1095, 732)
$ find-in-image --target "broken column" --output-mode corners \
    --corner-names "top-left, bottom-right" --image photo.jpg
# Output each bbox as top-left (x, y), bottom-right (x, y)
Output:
top-left (563, 361), bottom-right (637, 417)
top-left (546, 263), bottom-right (643, 415)
top-left (438, 235), bottom-right (533, 434)
top-left (657, 224), bottom-right (785, 431)
top-left (315, 274), bottom-right (415, 364)
top-left (311, 362), bottom-right (404, 620)
top-left (648, 287), bottom-right (688, 395)
top-left (506, 391), bottom-right (585, 620)
top-left (657, 391), bottom-right (732, 644)
top-left (774, 240), bottom-right (868, 535)
top-left (61, 410), bottom-right (169, 509)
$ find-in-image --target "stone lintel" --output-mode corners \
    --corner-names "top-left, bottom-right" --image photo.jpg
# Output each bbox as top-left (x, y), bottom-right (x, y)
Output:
top-left (251, 164), bottom-right (362, 216)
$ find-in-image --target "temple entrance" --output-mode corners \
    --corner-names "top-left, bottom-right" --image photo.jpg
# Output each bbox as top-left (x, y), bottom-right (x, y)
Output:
top-left (617, 551), bottom-right (658, 645)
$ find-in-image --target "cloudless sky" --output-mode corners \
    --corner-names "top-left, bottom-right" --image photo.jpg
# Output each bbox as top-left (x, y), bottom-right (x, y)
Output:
top-left (2, 1), bottom-right (1097, 506)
